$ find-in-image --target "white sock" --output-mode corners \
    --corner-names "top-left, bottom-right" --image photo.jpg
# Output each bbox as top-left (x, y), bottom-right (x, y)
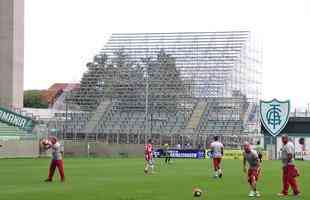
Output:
top-left (150, 165), bottom-right (154, 172)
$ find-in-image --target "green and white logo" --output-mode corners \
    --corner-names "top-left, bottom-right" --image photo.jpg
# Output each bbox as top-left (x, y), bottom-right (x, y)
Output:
top-left (0, 107), bottom-right (34, 131)
top-left (260, 99), bottom-right (290, 137)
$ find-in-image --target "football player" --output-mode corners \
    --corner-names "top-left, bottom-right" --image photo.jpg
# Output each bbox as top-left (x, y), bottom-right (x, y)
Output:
top-left (144, 139), bottom-right (154, 174)
top-left (43, 136), bottom-right (65, 182)
top-left (210, 136), bottom-right (224, 178)
top-left (277, 134), bottom-right (300, 197)
top-left (243, 142), bottom-right (261, 197)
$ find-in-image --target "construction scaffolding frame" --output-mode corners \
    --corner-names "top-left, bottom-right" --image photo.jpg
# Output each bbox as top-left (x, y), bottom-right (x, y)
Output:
top-left (48, 31), bottom-right (262, 147)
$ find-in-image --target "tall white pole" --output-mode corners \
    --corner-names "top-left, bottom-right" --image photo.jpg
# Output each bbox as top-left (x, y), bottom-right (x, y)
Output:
top-left (145, 64), bottom-right (149, 139)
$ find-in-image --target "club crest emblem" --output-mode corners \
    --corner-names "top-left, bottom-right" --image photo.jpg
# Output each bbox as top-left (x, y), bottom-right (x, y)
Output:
top-left (260, 99), bottom-right (290, 137)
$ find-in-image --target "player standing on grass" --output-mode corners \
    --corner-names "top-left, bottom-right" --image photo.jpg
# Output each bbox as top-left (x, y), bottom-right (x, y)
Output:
top-left (163, 143), bottom-right (171, 164)
top-left (243, 142), bottom-right (261, 197)
top-left (44, 136), bottom-right (65, 182)
top-left (277, 134), bottom-right (300, 197)
top-left (210, 136), bottom-right (224, 178)
top-left (144, 139), bottom-right (154, 174)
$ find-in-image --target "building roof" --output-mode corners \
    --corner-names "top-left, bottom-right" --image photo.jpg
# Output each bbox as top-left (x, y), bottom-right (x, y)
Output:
top-left (261, 117), bottom-right (310, 136)
top-left (48, 83), bottom-right (80, 92)
top-left (42, 83), bottom-right (80, 104)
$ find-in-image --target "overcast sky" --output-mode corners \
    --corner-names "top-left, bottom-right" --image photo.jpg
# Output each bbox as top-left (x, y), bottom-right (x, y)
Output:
top-left (24, 0), bottom-right (310, 109)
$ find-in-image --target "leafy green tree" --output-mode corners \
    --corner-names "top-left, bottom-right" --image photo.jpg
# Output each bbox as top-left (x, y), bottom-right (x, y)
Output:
top-left (112, 49), bottom-right (145, 111)
top-left (68, 49), bottom-right (185, 112)
top-left (67, 54), bottom-right (108, 110)
top-left (24, 90), bottom-right (48, 108)
top-left (147, 49), bottom-right (185, 112)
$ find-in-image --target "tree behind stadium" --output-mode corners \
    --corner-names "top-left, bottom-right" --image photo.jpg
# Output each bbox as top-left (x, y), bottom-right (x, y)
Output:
top-left (67, 49), bottom-right (186, 113)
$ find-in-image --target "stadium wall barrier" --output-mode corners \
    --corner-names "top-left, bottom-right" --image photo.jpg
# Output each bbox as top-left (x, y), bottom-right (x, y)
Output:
top-left (276, 136), bottom-right (310, 160)
top-left (0, 139), bottom-right (39, 158)
top-left (205, 149), bottom-right (269, 160)
top-left (64, 141), bottom-right (144, 157)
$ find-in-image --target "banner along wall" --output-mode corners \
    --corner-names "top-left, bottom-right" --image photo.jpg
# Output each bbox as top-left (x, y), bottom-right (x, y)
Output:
top-left (205, 149), bottom-right (269, 160)
top-left (154, 149), bottom-right (205, 159)
top-left (0, 107), bottom-right (34, 131)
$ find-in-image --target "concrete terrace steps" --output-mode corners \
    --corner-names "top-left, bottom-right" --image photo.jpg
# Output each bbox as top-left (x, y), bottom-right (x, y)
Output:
top-left (0, 122), bottom-right (28, 136)
top-left (184, 101), bottom-right (208, 132)
top-left (83, 100), bottom-right (112, 133)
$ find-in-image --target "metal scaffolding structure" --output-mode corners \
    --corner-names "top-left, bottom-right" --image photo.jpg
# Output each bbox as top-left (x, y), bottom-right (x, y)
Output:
top-left (48, 31), bottom-right (262, 147)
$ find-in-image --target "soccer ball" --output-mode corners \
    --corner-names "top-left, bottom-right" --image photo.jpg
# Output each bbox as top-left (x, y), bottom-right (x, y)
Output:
top-left (193, 187), bottom-right (203, 197)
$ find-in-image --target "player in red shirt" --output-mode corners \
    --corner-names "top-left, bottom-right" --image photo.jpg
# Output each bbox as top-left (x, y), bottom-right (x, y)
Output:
top-left (144, 139), bottom-right (154, 174)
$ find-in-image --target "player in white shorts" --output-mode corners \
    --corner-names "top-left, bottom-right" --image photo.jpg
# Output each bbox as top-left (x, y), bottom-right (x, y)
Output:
top-left (210, 136), bottom-right (224, 178)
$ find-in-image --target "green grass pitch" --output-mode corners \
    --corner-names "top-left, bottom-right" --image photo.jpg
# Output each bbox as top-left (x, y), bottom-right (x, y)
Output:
top-left (0, 158), bottom-right (308, 200)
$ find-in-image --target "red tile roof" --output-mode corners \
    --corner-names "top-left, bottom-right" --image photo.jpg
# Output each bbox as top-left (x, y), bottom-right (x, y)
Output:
top-left (48, 83), bottom-right (80, 91)
top-left (42, 83), bottom-right (80, 105)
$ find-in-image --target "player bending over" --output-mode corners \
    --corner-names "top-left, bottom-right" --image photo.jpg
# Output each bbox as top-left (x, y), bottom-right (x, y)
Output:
top-left (144, 139), bottom-right (154, 174)
top-left (243, 142), bottom-right (261, 197)
top-left (210, 136), bottom-right (224, 178)
top-left (43, 136), bottom-right (65, 182)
